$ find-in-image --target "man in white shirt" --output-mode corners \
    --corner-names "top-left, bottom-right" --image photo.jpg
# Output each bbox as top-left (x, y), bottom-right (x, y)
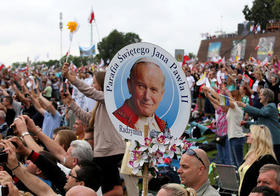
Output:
top-left (186, 71), bottom-right (195, 98)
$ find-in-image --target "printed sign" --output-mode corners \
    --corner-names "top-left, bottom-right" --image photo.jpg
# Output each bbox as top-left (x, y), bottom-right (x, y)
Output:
top-left (104, 42), bottom-right (191, 144)
top-left (175, 49), bottom-right (184, 62)
top-left (79, 44), bottom-right (96, 57)
top-left (231, 39), bottom-right (246, 60)
top-left (257, 36), bottom-right (275, 61)
top-left (207, 42), bottom-right (221, 61)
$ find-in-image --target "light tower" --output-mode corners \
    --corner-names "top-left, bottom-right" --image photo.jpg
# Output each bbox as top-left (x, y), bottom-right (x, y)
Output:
top-left (59, 12), bottom-right (63, 58)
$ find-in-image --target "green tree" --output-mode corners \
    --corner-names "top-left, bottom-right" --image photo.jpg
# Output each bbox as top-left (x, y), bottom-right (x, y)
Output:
top-left (11, 62), bottom-right (22, 70)
top-left (97, 29), bottom-right (141, 63)
top-left (188, 52), bottom-right (196, 59)
top-left (272, 0), bottom-right (280, 20)
top-left (243, 0), bottom-right (274, 30)
top-left (58, 55), bottom-right (94, 67)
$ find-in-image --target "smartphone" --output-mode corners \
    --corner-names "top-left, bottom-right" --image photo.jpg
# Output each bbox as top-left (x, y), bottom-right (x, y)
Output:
top-left (1, 185), bottom-right (9, 196)
top-left (63, 82), bottom-right (67, 96)
top-left (0, 152), bottom-right (8, 163)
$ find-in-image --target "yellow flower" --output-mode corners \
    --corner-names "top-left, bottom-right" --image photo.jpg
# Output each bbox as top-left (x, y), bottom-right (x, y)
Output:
top-left (67, 21), bottom-right (78, 33)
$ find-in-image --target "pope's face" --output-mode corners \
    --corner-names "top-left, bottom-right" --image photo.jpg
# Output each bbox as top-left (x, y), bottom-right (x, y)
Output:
top-left (128, 62), bottom-right (165, 117)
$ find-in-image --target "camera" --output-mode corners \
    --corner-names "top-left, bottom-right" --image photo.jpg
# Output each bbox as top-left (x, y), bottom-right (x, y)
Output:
top-left (0, 152), bottom-right (8, 163)
top-left (10, 125), bottom-right (15, 132)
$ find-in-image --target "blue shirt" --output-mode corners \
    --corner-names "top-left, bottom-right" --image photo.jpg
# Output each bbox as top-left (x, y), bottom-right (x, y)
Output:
top-left (42, 111), bottom-right (62, 138)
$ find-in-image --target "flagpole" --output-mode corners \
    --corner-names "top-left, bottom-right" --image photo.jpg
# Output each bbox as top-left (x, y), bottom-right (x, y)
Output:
top-left (91, 22), bottom-right (93, 46)
top-left (95, 19), bottom-right (101, 43)
top-left (59, 12), bottom-right (63, 58)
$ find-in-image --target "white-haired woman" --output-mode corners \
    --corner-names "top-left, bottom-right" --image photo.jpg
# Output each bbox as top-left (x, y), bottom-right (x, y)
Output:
top-left (237, 88), bottom-right (280, 162)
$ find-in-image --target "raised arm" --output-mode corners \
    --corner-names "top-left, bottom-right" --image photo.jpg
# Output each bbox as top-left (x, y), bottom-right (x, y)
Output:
top-left (29, 79), bottom-right (38, 99)
top-left (38, 94), bottom-right (56, 116)
top-left (11, 136), bottom-right (66, 195)
top-left (21, 115), bottom-right (70, 167)
top-left (0, 86), bottom-right (9, 96)
top-left (61, 87), bottom-right (91, 125)
top-left (11, 116), bottom-right (43, 152)
top-left (62, 63), bottom-right (104, 101)
top-left (20, 78), bottom-right (29, 95)
top-left (30, 95), bottom-right (46, 116)
top-left (11, 82), bottom-right (29, 107)
top-left (1, 140), bottom-right (57, 196)
top-left (203, 87), bottom-right (219, 110)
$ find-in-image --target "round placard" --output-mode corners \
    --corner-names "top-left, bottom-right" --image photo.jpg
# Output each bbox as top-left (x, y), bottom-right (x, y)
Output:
top-left (104, 42), bottom-right (191, 144)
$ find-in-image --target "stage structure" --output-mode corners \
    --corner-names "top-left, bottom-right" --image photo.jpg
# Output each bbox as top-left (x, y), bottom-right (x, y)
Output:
top-left (197, 31), bottom-right (280, 62)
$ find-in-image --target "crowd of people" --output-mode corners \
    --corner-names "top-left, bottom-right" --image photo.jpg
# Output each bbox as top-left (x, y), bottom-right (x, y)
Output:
top-left (0, 54), bottom-right (280, 196)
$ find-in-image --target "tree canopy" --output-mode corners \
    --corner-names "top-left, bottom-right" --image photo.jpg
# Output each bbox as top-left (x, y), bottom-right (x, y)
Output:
top-left (11, 55), bottom-right (95, 70)
top-left (97, 29), bottom-right (141, 63)
top-left (243, 0), bottom-right (279, 30)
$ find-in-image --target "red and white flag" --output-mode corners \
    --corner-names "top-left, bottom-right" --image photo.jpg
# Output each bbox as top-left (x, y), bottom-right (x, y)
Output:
top-left (0, 63), bottom-right (4, 71)
top-left (218, 57), bottom-right (225, 65)
top-left (18, 66), bottom-right (28, 72)
top-left (255, 45), bottom-right (260, 51)
top-left (70, 62), bottom-right (78, 73)
top-left (182, 55), bottom-right (189, 65)
top-left (88, 9), bottom-right (95, 24)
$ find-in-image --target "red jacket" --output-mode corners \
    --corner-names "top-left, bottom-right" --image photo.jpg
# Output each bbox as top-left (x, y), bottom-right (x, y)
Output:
top-left (113, 100), bottom-right (166, 132)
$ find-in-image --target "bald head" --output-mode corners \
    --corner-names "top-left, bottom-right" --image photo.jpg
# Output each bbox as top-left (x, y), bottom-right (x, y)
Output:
top-left (193, 148), bottom-right (210, 168)
top-left (177, 148), bottom-right (210, 189)
top-left (66, 186), bottom-right (97, 196)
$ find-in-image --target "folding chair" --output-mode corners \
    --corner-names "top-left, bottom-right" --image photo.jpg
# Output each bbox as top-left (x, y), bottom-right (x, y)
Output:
top-left (215, 164), bottom-right (239, 195)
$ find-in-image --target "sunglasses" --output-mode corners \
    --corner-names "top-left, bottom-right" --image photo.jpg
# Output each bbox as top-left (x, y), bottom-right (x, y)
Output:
top-left (186, 149), bottom-right (206, 168)
top-left (69, 172), bottom-right (82, 182)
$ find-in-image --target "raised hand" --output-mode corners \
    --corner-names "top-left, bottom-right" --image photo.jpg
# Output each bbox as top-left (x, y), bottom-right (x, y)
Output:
top-left (8, 136), bottom-right (32, 157)
top-left (62, 63), bottom-right (76, 83)
top-left (20, 115), bottom-right (39, 134)
top-left (10, 116), bottom-right (28, 136)
top-left (0, 140), bottom-right (18, 170)
top-left (60, 85), bottom-right (73, 106)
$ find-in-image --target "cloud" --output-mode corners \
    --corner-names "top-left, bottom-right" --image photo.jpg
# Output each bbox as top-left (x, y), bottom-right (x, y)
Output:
top-left (0, 0), bottom-right (253, 65)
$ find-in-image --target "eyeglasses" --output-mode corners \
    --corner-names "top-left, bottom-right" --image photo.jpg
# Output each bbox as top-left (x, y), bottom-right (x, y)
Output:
top-left (84, 138), bottom-right (93, 142)
top-left (69, 172), bottom-right (81, 182)
top-left (186, 149), bottom-right (206, 168)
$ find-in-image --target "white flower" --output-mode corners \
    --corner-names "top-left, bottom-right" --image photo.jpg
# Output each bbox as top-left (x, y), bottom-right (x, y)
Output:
top-left (129, 140), bottom-right (138, 151)
top-left (127, 133), bottom-right (193, 175)
top-left (167, 138), bottom-right (182, 158)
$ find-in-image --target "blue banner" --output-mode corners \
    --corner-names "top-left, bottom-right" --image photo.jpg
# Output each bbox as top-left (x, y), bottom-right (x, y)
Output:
top-left (79, 44), bottom-right (96, 57)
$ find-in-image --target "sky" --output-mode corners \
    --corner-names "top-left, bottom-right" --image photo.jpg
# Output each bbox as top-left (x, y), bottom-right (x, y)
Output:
top-left (0, 0), bottom-right (253, 66)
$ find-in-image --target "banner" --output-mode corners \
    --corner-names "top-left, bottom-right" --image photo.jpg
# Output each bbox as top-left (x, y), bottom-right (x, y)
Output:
top-left (207, 42), bottom-right (221, 61)
top-left (257, 36), bottom-right (275, 61)
top-left (219, 94), bottom-right (230, 106)
top-left (231, 39), bottom-right (246, 60)
top-left (79, 44), bottom-right (96, 57)
top-left (175, 49), bottom-right (184, 62)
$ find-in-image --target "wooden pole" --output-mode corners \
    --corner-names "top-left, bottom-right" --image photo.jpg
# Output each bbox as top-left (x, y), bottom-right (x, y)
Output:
top-left (142, 125), bottom-right (149, 196)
